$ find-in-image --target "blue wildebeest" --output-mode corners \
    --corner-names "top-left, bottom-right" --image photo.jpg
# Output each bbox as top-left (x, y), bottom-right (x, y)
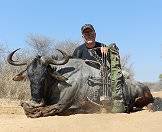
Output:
top-left (7, 49), bottom-right (154, 118)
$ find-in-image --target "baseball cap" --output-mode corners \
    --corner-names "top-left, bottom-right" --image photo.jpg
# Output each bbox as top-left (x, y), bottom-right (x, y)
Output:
top-left (81, 24), bottom-right (95, 34)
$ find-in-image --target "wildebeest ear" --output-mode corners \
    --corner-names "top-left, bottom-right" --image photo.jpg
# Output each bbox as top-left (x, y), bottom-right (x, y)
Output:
top-left (13, 74), bottom-right (27, 81)
top-left (12, 70), bottom-right (27, 81)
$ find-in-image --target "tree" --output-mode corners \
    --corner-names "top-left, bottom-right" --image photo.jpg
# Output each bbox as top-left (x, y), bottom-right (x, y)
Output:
top-left (26, 34), bottom-right (54, 56)
top-left (121, 54), bottom-right (134, 80)
top-left (159, 74), bottom-right (162, 85)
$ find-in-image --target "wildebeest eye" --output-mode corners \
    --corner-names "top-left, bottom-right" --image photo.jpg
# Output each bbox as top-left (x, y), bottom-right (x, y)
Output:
top-left (51, 55), bottom-right (58, 60)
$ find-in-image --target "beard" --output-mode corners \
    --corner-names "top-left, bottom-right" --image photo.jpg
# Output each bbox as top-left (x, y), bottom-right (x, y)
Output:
top-left (86, 40), bottom-right (93, 44)
top-left (84, 37), bottom-right (95, 44)
top-left (85, 38), bottom-right (95, 48)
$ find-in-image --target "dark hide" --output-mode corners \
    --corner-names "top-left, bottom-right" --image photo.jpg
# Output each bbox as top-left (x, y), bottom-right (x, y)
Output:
top-left (124, 80), bottom-right (154, 112)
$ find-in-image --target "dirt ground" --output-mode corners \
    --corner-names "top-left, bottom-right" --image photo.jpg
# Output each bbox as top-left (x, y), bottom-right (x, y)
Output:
top-left (0, 91), bottom-right (162, 132)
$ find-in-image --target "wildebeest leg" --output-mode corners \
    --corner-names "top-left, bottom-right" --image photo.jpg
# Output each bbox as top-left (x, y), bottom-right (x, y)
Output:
top-left (40, 82), bottom-right (80, 116)
top-left (53, 82), bottom-right (80, 114)
top-left (21, 101), bottom-right (43, 118)
top-left (21, 81), bottom-right (80, 118)
top-left (21, 101), bottom-right (60, 118)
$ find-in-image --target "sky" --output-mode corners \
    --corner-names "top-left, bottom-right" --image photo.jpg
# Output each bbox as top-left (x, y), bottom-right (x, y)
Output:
top-left (0, 0), bottom-right (162, 82)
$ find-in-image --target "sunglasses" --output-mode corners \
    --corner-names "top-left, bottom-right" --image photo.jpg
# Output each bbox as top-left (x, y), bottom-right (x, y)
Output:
top-left (82, 31), bottom-right (95, 36)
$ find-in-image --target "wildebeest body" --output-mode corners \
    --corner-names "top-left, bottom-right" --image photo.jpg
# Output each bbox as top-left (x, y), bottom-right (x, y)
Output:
top-left (25, 58), bottom-right (153, 115)
top-left (7, 49), bottom-right (154, 117)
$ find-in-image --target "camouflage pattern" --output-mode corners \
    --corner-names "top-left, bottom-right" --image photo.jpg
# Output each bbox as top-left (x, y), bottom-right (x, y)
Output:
top-left (108, 44), bottom-right (126, 113)
top-left (89, 43), bottom-right (127, 112)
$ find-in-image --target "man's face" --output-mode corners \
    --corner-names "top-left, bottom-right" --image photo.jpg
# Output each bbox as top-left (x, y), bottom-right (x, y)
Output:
top-left (82, 28), bottom-right (96, 44)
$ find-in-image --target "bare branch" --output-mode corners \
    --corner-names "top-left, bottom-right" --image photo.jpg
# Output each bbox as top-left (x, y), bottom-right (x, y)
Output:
top-left (26, 33), bottom-right (54, 56)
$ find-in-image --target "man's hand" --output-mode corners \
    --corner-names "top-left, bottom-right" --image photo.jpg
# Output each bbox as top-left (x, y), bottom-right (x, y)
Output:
top-left (101, 47), bottom-right (108, 55)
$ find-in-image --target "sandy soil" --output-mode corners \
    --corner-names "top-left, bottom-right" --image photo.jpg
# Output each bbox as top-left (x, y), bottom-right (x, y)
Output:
top-left (0, 91), bottom-right (162, 132)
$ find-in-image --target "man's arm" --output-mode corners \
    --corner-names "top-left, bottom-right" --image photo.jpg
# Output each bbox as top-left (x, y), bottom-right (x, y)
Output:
top-left (72, 48), bottom-right (78, 58)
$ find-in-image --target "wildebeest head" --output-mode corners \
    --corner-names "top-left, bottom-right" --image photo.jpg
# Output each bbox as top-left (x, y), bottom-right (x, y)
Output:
top-left (7, 48), bottom-right (69, 81)
top-left (7, 48), bottom-right (70, 104)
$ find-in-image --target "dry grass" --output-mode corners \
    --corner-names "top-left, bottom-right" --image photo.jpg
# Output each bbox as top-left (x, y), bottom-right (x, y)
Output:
top-left (0, 58), bottom-right (31, 100)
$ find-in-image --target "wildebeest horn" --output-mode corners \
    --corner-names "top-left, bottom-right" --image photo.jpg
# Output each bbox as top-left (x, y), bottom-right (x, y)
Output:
top-left (84, 60), bottom-right (101, 69)
top-left (50, 71), bottom-right (68, 81)
top-left (7, 48), bottom-right (27, 66)
top-left (45, 49), bottom-right (69, 65)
